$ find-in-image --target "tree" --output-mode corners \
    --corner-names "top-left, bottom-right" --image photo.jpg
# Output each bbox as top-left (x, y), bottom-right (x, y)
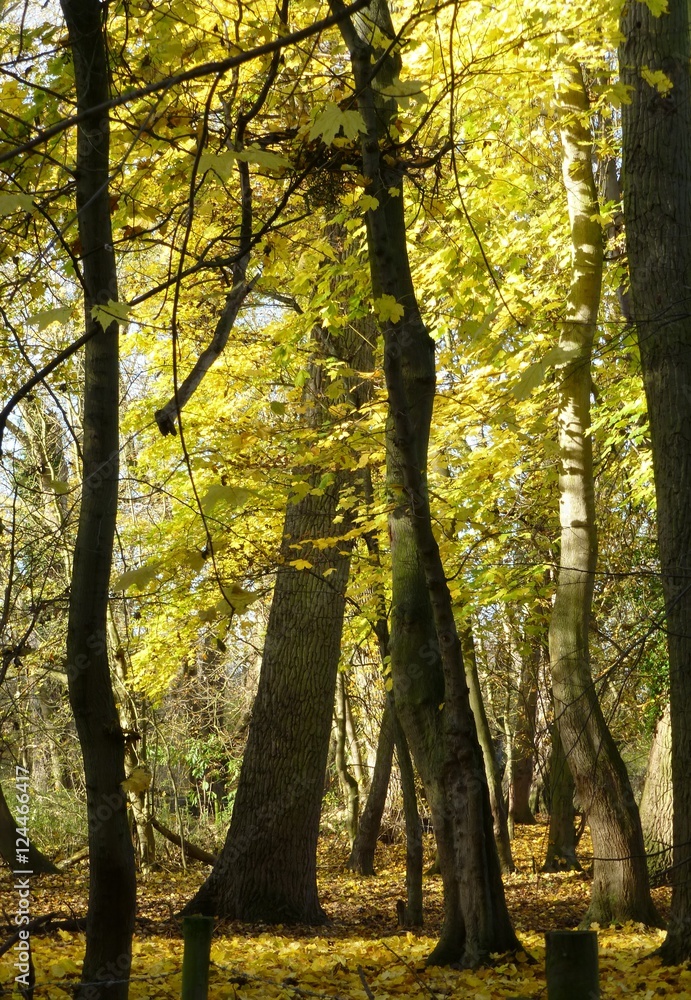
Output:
top-left (332, 0), bottom-right (519, 966)
top-left (620, 0), bottom-right (691, 958)
top-left (549, 56), bottom-right (657, 926)
top-left (58, 0), bottom-right (137, 992)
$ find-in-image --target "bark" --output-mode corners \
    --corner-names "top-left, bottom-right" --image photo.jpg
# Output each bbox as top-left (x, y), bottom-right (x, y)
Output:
top-left (345, 687), bottom-right (367, 792)
top-left (335, 672), bottom-right (360, 847)
top-left (509, 645), bottom-right (538, 827)
top-left (59, 0), bottom-right (136, 991)
top-left (462, 628), bottom-right (514, 873)
top-left (183, 284), bottom-right (373, 923)
top-left (0, 781), bottom-right (59, 874)
top-left (347, 700), bottom-right (395, 874)
top-left (392, 703), bottom-right (424, 926)
top-left (543, 722), bottom-right (581, 872)
top-left (182, 473), bottom-right (352, 922)
top-left (332, 0), bottom-right (519, 965)
top-left (549, 59), bottom-right (658, 927)
top-left (639, 704), bottom-right (672, 885)
top-left (619, 0), bottom-right (691, 960)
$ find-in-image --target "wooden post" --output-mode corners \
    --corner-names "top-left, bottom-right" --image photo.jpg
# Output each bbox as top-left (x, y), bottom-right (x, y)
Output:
top-left (545, 930), bottom-right (599, 1000)
top-left (181, 915), bottom-right (214, 1000)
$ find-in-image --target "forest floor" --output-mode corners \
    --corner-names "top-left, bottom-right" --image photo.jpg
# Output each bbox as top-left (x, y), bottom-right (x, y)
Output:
top-left (0, 823), bottom-right (681, 999)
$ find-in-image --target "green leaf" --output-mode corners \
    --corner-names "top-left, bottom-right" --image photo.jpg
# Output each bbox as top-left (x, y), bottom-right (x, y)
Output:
top-left (309, 103), bottom-right (366, 145)
top-left (91, 300), bottom-right (130, 330)
top-left (373, 294), bottom-right (405, 324)
top-left (47, 479), bottom-right (70, 495)
top-left (200, 484), bottom-right (251, 514)
top-left (270, 400), bottom-right (286, 415)
top-left (28, 306), bottom-right (72, 331)
top-left (0, 193), bottom-right (33, 215)
top-left (235, 145), bottom-right (292, 169)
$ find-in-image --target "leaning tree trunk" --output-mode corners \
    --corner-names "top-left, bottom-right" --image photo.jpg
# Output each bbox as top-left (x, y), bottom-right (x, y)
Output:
top-left (639, 704), bottom-right (673, 885)
top-left (59, 0), bottom-right (136, 992)
top-left (549, 58), bottom-right (658, 927)
top-left (619, 0), bottom-right (691, 960)
top-left (183, 478), bottom-right (352, 922)
top-left (333, 0), bottom-right (519, 966)
top-left (0, 781), bottom-right (59, 874)
top-left (462, 627), bottom-right (514, 873)
top-left (183, 282), bottom-right (373, 922)
top-left (348, 700), bottom-right (395, 874)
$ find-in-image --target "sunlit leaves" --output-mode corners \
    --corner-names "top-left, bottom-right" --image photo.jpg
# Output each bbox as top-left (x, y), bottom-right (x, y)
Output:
top-left (309, 103), bottom-right (367, 144)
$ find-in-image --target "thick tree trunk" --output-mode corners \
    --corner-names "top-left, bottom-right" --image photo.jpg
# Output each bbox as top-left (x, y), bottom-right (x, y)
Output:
top-left (639, 705), bottom-right (672, 885)
top-left (333, 0), bottom-right (519, 965)
top-left (543, 722), bottom-right (581, 872)
top-left (619, 0), bottom-right (691, 960)
top-left (0, 782), bottom-right (59, 874)
top-left (549, 59), bottom-right (658, 927)
top-left (347, 700), bottom-right (395, 874)
top-left (183, 480), bottom-right (351, 922)
top-left (462, 628), bottom-right (514, 873)
top-left (335, 672), bottom-right (360, 848)
top-left (59, 0), bottom-right (136, 992)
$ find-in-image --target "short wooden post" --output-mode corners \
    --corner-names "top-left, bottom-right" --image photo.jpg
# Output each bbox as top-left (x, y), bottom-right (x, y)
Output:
top-left (181, 915), bottom-right (214, 1000)
top-left (545, 930), bottom-right (599, 1000)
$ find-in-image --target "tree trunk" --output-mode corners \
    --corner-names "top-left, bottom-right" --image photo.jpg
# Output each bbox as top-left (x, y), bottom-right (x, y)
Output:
top-left (0, 781), bottom-right (59, 874)
top-left (392, 702), bottom-right (424, 926)
top-left (462, 628), bottom-right (514, 873)
top-left (59, 0), bottom-right (136, 991)
top-left (183, 477), bottom-right (352, 922)
top-left (335, 672), bottom-right (360, 848)
top-left (509, 644), bottom-right (538, 827)
top-left (347, 700), bottom-right (395, 874)
top-left (639, 704), bottom-right (673, 885)
top-left (333, 0), bottom-right (519, 965)
top-left (619, 0), bottom-right (691, 960)
top-left (183, 297), bottom-right (373, 921)
top-left (549, 59), bottom-right (658, 927)
top-left (543, 722), bottom-right (581, 872)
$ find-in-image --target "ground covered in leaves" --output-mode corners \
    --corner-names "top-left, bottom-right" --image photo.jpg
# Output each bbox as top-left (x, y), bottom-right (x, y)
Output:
top-left (0, 826), bottom-right (679, 998)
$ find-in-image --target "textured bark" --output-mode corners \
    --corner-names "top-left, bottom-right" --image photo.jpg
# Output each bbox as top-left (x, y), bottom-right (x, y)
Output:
top-left (549, 60), bottom-right (657, 927)
top-left (183, 475), bottom-right (351, 923)
top-left (619, 0), bottom-right (691, 960)
top-left (347, 701), bottom-right (395, 874)
top-left (59, 0), bottom-right (136, 991)
top-left (333, 0), bottom-right (519, 965)
top-left (462, 628), bottom-right (514, 873)
top-left (183, 283), bottom-right (372, 923)
top-left (0, 782), bottom-right (59, 874)
top-left (639, 704), bottom-right (672, 884)
top-left (543, 722), bottom-right (581, 872)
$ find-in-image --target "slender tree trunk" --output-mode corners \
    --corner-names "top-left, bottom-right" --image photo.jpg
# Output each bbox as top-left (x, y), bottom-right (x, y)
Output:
top-left (392, 703), bottom-right (424, 926)
top-left (549, 59), bottom-right (658, 927)
top-left (462, 628), bottom-right (514, 873)
top-left (335, 672), bottom-right (360, 848)
top-left (543, 721), bottom-right (581, 872)
top-left (333, 0), bottom-right (519, 965)
top-left (59, 0), bottom-right (136, 991)
top-left (620, 0), bottom-right (691, 960)
top-left (348, 700), bottom-right (395, 874)
top-left (639, 704), bottom-right (672, 885)
top-left (345, 687), bottom-right (367, 792)
top-left (509, 645), bottom-right (538, 827)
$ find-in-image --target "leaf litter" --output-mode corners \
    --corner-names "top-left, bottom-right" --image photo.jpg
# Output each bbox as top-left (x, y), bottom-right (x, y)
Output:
top-left (0, 826), bottom-right (679, 998)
